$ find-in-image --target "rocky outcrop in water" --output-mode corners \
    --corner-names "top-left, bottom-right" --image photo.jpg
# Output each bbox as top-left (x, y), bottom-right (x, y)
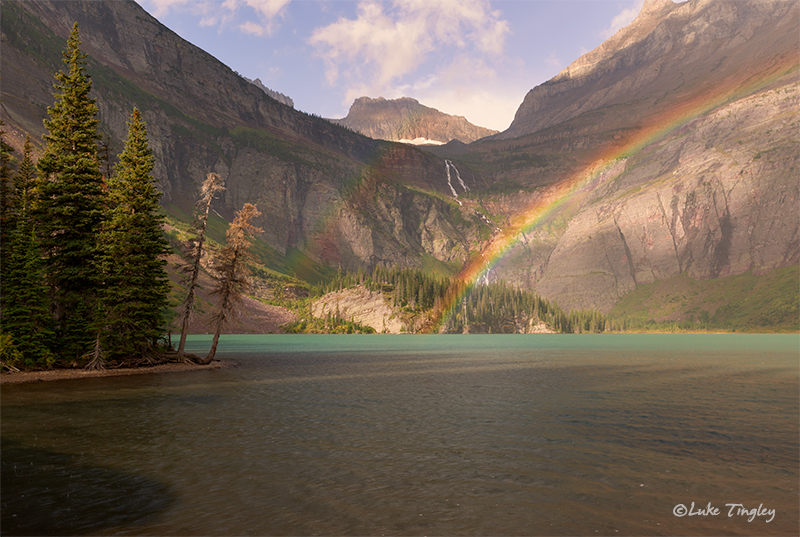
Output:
top-left (312, 287), bottom-right (405, 333)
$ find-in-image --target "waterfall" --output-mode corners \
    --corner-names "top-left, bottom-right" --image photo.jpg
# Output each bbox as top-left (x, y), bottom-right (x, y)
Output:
top-left (444, 159), bottom-right (469, 206)
top-left (444, 160), bottom-right (459, 198)
top-left (449, 160), bottom-right (469, 192)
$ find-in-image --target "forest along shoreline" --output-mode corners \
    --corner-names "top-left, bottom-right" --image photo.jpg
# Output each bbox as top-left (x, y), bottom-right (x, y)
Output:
top-left (0, 359), bottom-right (233, 385)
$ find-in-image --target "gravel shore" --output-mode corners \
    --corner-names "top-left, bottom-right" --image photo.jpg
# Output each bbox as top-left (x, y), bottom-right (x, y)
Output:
top-left (1, 360), bottom-right (233, 385)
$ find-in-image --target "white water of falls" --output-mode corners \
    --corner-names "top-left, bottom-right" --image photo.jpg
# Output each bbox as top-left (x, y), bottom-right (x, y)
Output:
top-left (444, 159), bottom-right (469, 206)
top-left (449, 160), bottom-right (469, 192)
top-left (444, 160), bottom-right (461, 205)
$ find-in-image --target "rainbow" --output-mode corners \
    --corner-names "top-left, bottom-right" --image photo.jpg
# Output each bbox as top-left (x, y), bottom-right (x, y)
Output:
top-left (283, 55), bottom-right (796, 330)
top-left (425, 59), bottom-right (799, 332)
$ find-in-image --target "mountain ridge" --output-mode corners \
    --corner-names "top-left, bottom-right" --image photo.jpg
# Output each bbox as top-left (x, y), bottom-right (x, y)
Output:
top-left (333, 96), bottom-right (498, 145)
top-left (2, 0), bottom-right (797, 327)
top-left (2, 0), bottom-right (491, 275)
top-left (494, 0), bottom-right (798, 141)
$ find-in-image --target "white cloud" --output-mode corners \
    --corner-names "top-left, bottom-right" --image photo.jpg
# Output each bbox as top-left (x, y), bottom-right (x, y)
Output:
top-left (240, 20), bottom-right (266, 35)
top-left (309, 0), bottom-right (510, 88)
top-left (144, 0), bottom-right (192, 18)
top-left (332, 50), bottom-right (522, 132)
top-left (601, 1), bottom-right (643, 39)
top-left (544, 52), bottom-right (561, 68)
top-left (141, 0), bottom-right (290, 36)
top-left (421, 85), bottom-right (524, 132)
top-left (244, 0), bottom-right (291, 20)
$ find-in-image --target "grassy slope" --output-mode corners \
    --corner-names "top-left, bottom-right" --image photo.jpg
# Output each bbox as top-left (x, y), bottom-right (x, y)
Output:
top-left (608, 265), bottom-right (799, 332)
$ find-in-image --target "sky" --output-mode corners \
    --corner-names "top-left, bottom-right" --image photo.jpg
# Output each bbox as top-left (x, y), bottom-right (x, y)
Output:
top-left (138, 0), bottom-right (649, 132)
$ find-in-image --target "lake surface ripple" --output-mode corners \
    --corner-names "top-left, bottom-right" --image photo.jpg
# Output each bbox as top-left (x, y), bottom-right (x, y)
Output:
top-left (2, 334), bottom-right (798, 535)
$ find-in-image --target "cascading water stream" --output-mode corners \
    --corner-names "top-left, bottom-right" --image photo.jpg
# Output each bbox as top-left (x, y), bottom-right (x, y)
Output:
top-left (444, 160), bottom-right (461, 204)
top-left (444, 159), bottom-right (470, 206)
top-left (444, 159), bottom-right (501, 232)
top-left (451, 161), bottom-right (469, 192)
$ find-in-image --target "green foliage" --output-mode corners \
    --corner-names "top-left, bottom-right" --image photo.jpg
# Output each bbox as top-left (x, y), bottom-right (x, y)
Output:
top-left (0, 121), bottom-right (16, 291)
top-left (1, 225), bottom-right (57, 367)
top-left (228, 125), bottom-right (313, 168)
top-left (0, 2), bottom-right (65, 72)
top-left (608, 266), bottom-right (800, 332)
top-left (98, 108), bottom-right (171, 360)
top-left (0, 334), bottom-right (24, 367)
top-left (1, 25), bottom-right (180, 368)
top-left (35, 23), bottom-right (105, 359)
top-left (283, 314), bottom-right (376, 334)
top-left (312, 264), bottom-right (608, 334)
top-left (1, 137), bottom-right (57, 367)
top-left (444, 279), bottom-right (606, 334)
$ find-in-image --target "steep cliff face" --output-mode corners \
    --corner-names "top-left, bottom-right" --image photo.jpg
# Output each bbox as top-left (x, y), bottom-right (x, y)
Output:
top-left (3, 0), bottom-right (796, 321)
top-left (1, 0), bottom-right (488, 272)
top-left (312, 287), bottom-right (405, 333)
top-left (494, 81), bottom-right (799, 312)
top-left (334, 97), bottom-right (498, 144)
top-left (495, 0), bottom-right (799, 141)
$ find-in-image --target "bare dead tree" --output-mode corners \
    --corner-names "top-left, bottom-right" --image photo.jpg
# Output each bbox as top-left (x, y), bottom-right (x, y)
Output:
top-left (177, 172), bottom-right (225, 359)
top-left (199, 203), bottom-right (262, 364)
top-left (84, 334), bottom-right (105, 370)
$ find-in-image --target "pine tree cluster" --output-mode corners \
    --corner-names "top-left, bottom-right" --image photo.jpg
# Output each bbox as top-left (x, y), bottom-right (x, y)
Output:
top-left (316, 265), bottom-right (609, 334)
top-left (1, 24), bottom-right (170, 369)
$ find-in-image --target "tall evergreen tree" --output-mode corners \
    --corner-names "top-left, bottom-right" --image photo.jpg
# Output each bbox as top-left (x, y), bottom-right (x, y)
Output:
top-left (2, 136), bottom-right (56, 368)
top-left (35, 23), bottom-right (105, 360)
top-left (98, 108), bottom-right (170, 362)
top-left (12, 135), bottom-right (37, 221)
top-left (0, 120), bottom-right (16, 296)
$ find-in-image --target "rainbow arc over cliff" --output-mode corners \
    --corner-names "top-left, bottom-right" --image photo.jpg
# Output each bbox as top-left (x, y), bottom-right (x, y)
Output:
top-left (424, 60), bottom-right (798, 332)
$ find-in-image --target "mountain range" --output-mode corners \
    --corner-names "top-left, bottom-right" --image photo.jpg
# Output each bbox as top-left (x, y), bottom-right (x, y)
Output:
top-left (1, 0), bottom-right (797, 329)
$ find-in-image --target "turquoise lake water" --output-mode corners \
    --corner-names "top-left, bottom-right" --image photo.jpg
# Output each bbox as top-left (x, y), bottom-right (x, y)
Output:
top-left (2, 334), bottom-right (798, 535)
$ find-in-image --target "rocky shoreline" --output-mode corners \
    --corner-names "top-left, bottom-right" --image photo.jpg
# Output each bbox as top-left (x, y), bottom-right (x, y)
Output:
top-left (0, 360), bottom-right (233, 385)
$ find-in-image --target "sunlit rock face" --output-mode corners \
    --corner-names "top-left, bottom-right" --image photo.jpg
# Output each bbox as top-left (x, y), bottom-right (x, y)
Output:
top-left (3, 0), bottom-right (797, 316)
top-left (2, 0), bottom-right (490, 271)
top-left (333, 97), bottom-right (498, 144)
top-left (494, 82), bottom-right (799, 312)
top-left (495, 0), bottom-right (799, 141)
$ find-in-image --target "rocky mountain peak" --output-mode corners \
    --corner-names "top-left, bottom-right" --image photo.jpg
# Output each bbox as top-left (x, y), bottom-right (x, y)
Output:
top-left (496, 0), bottom-right (798, 140)
top-left (242, 76), bottom-right (294, 108)
top-left (554, 0), bottom-right (676, 82)
top-left (333, 96), bottom-right (497, 144)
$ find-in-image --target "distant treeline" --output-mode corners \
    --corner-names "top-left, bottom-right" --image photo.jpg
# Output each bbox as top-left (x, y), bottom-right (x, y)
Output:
top-left (313, 265), bottom-right (610, 334)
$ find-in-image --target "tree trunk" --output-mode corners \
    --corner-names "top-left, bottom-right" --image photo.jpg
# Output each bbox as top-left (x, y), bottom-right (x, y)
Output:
top-left (84, 334), bottom-right (105, 370)
top-left (197, 329), bottom-right (221, 365)
top-left (177, 233), bottom-right (205, 358)
top-left (178, 173), bottom-right (224, 359)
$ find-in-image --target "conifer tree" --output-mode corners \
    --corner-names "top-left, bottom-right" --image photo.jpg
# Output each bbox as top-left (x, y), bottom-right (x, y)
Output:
top-left (0, 121), bottom-right (16, 295)
top-left (2, 136), bottom-right (55, 368)
top-left (177, 172), bottom-right (226, 358)
top-left (98, 108), bottom-right (170, 362)
top-left (203, 203), bottom-right (262, 364)
top-left (35, 23), bottom-right (105, 360)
